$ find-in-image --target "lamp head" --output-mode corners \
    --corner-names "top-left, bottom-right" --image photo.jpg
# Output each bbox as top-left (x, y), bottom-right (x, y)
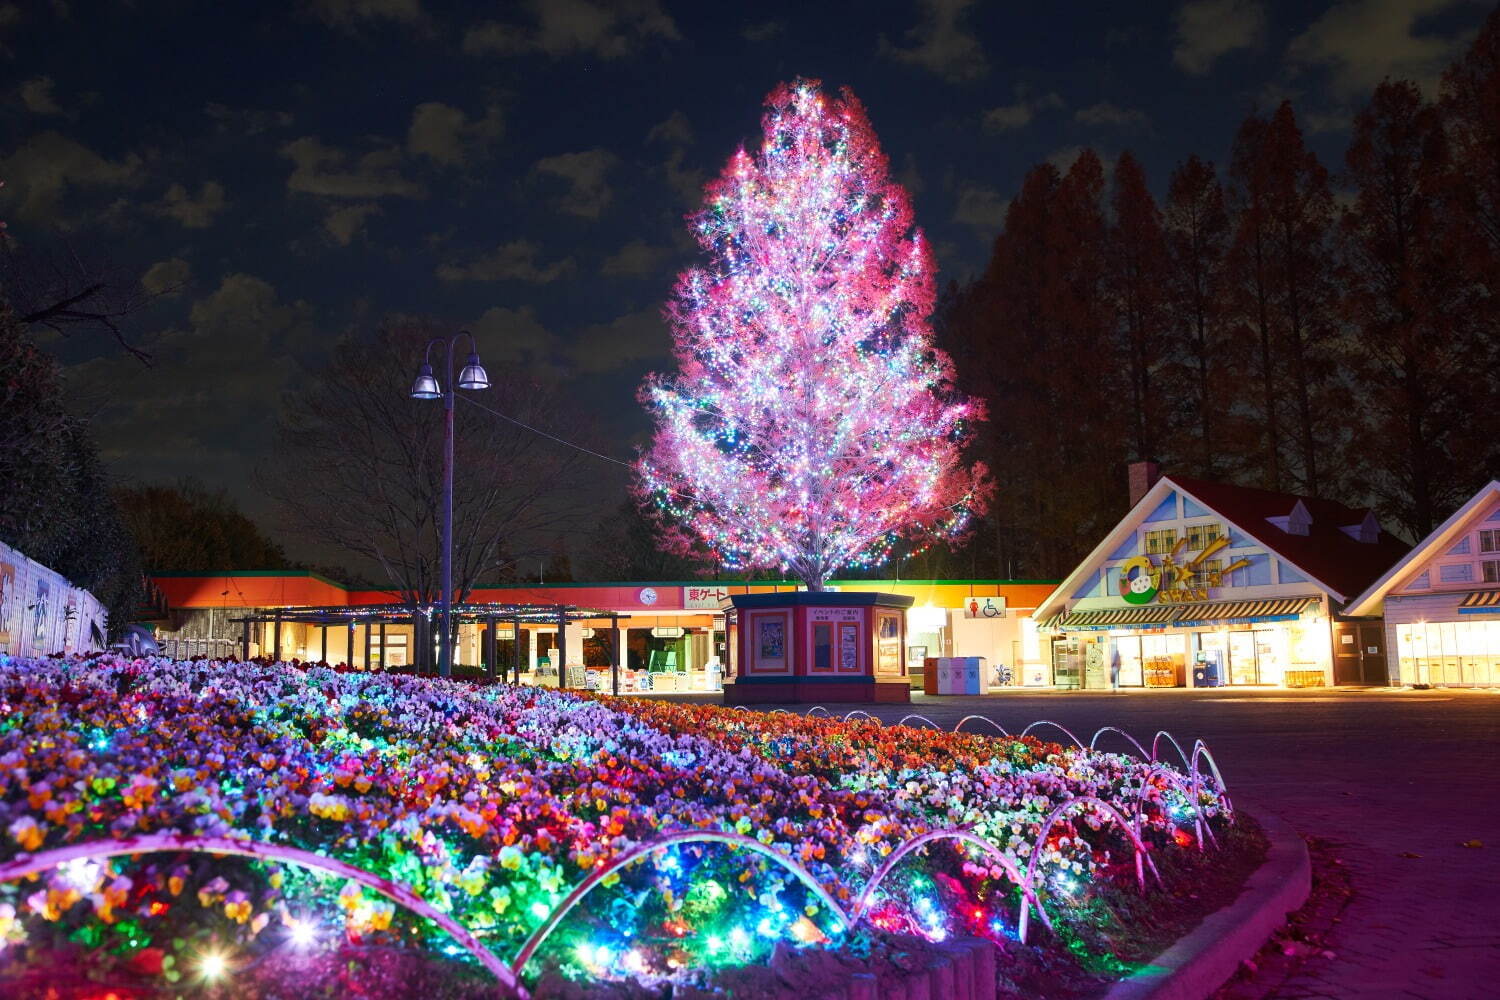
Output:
top-left (457, 353), bottom-right (490, 391)
top-left (409, 362), bottom-right (441, 399)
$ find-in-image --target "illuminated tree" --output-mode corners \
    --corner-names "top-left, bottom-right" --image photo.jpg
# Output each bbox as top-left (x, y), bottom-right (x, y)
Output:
top-left (638, 80), bottom-right (989, 590)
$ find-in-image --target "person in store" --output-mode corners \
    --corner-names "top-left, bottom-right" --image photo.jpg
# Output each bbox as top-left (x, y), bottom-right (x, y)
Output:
top-left (1109, 645), bottom-right (1122, 691)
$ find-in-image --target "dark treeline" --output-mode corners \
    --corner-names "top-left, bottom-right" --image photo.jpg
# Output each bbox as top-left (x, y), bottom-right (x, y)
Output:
top-left (922, 13), bottom-right (1500, 582)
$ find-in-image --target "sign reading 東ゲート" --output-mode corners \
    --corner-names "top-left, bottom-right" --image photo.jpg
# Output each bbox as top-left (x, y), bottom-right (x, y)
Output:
top-left (683, 585), bottom-right (731, 610)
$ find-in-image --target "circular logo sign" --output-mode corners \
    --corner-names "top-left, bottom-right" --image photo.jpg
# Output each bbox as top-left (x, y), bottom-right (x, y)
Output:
top-left (1119, 556), bottom-right (1159, 606)
top-left (637, 587), bottom-right (659, 606)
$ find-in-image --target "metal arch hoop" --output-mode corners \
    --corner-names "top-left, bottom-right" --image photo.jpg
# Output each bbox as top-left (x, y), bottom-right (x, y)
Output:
top-left (507, 830), bottom-right (850, 978)
top-left (0, 832), bottom-right (527, 998)
top-left (806, 706), bottom-right (831, 717)
top-left (1151, 730), bottom-right (1191, 767)
top-left (1018, 720), bottom-right (1086, 749)
top-left (1025, 795), bottom-right (1161, 898)
top-left (894, 713), bottom-right (943, 730)
top-left (842, 709), bottom-right (879, 722)
top-left (952, 715), bottom-right (1009, 737)
top-left (850, 828), bottom-right (1046, 943)
top-left (1130, 764), bottom-right (1206, 851)
top-left (1088, 726), bottom-right (1150, 759)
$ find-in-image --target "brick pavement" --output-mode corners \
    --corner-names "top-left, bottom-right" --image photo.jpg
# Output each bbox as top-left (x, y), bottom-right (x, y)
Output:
top-left (677, 687), bottom-right (1500, 1000)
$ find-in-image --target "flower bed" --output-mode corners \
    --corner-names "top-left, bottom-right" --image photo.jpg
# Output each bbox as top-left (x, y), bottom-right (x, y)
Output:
top-left (0, 655), bottom-right (1234, 997)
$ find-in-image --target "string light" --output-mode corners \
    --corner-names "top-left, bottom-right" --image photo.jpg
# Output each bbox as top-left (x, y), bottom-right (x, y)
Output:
top-left (638, 79), bottom-right (989, 587)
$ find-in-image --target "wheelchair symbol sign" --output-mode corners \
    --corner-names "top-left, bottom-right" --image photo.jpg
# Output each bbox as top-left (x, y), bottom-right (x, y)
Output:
top-left (964, 597), bottom-right (1006, 619)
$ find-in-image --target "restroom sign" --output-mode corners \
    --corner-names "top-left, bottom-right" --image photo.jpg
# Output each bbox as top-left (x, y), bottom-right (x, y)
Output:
top-left (963, 597), bottom-right (1007, 619)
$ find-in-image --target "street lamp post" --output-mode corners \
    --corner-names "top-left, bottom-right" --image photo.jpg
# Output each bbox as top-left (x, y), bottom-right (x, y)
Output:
top-left (410, 330), bottom-right (490, 677)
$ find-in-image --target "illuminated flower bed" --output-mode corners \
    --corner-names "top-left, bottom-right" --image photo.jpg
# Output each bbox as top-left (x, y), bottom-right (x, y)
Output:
top-left (0, 655), bottom-right (1233, 997)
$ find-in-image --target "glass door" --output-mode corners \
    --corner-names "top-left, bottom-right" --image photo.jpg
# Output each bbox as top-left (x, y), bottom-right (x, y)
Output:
top-left (1227, 631), bottom-right (1259, 685)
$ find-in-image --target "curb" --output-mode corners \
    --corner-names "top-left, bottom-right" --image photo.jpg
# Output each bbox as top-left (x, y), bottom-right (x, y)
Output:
top-left (1103, 805), bottom-right (1311, 1000)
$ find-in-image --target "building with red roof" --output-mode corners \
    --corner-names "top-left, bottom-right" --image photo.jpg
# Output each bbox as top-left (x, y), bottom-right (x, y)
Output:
top-left (1034, 463), bottom-right (1410, 689)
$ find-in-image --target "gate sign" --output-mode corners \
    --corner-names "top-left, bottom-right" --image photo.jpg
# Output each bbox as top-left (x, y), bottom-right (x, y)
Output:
top-left (684, 585), bottom-right (732, 610)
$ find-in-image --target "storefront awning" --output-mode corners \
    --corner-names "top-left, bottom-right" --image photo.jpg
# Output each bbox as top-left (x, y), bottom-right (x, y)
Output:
top-left (1168, 597), bottom-right (1317, 626)
top-left (1051, 597), bottom-right (1317, 631)
top-left (1054, 606), bottom-right (1176, 630)
top-left (1458, 590), bottom-right (1500, 613)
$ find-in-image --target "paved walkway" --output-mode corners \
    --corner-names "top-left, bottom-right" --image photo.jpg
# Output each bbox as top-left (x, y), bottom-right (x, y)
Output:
top-left (677, 687), bottom-right (1500, 1000)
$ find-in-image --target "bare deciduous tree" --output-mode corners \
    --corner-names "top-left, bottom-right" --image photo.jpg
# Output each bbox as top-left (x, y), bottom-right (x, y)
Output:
top-left (270, 317), bottom-right (597, 609)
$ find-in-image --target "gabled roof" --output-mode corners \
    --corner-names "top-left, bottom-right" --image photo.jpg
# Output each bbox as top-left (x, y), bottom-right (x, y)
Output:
top-left (1037, 474), bottom-right (1411, 619)
top-left (1166, 476), bottom-right (1410, 603)
top-left (1344, 480), bottom-right (1500, 617)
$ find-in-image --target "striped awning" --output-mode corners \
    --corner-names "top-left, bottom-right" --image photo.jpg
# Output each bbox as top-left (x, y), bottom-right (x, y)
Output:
top-left (1056, 606), bottom-right (1176, 629)
top-left (1052, 597), bottom-right (1316, 631)
top-left (1458, 590), bottom-right (1500, 612)
top-left (1169, 597), bottom-right (1317, 626)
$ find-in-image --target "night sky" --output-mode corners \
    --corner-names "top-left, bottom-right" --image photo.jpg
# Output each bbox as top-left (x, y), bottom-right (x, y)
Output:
top-left (2, 0), bottom-right (1490, 528)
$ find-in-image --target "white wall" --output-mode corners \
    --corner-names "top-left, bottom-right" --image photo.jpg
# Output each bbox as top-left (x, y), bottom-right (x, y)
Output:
top-left (0, 540), bottom-right (108, 657)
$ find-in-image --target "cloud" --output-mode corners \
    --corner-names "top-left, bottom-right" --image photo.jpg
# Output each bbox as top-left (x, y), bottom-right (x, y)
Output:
top-left (532, 148), bottom-right (616, 218)
top-left (281, 136), bottom-right (424, 199)
top-left (66, 274), bottom-right (313, 481)
top-left (464, 0), bottom-right (679, 60)
top-left (307, 0), bottom-right (427, 28)
top-left (742, 19), bottom-right (785, 42)
top-left (142, 257), bottom-right (191, 297)
top-left (569, 306), bottom-right (670, 373)
top-left (880, 0), bottom-right (988, 83)
top-left (952, 185), bottom-right (1009, 231)
top-left (324, 202), bottom-right (381, 245)
top-left (20, 76), bottom-right (60, 114)
top-left (151, 180), bottom-right (227, 228)
top-left (1287, 0), bottom-right (1481, 98)
top-left (601, 239), bottom-right (669, 278)
top-left (1074, 102), bottom-right (1151, 128)
top-left (646, 110), bottom-right (693, 147)
top-left (406, 101), bottom-right (503, 166)
top-left (1173, 0), bottom-right (1266, 74)
top-left (205, 103), bottom-right (294, 135)
top-left (468, 305), bottom-right (556, 363)
top-left (647, 111), bottom-right (703, 207)
top-left (982, 89), bottom-right (1064, 131)
top-left (0, 131), bottom-right (144, 222)
top-left (436, 240), bottom-right (576, 283)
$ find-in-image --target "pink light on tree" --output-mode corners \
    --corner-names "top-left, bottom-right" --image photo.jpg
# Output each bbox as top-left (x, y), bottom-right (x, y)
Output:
top-left (637, 79), bottom-right (990, 590)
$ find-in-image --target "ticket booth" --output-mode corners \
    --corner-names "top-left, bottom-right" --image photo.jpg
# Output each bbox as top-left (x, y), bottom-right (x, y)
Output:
top-left (723, 591), bottom-right (913, 704)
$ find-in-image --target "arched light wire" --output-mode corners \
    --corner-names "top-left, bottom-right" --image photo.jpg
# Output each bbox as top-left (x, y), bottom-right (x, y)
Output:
top-left (806, 706), bottom-right (832, 717)
top-left (0, 832), bottom-right (528, 999)
top-left (1131, 764), bottom-right (1206, 852)
top-left (1018, 720), bottom-right (1085, 749)
top-left (842, 709), bottom-right (878, 722)
top-left (1088, 726), bottom-right (1150, 760)
top-left (507, 830), bottom-right (849, 977)
top-left (1151, 730), bottom-right (1191, 768)
top-left (851, 828), bottom-right (1047, 942)
top-left (953, 715), bottom-right (1009, 737)
top-left (894, 713), bottom-right (942, 730)
top-left (1024, 795), bottom-right (1161, 904)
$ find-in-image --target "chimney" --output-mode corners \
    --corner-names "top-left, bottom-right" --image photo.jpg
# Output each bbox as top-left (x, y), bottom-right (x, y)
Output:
top-left (1128, 460), bottom-right (1162, 507)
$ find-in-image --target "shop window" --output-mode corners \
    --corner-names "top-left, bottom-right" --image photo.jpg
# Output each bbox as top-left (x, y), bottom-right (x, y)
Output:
top-left (1481, 529), bottom-right (1500, 553)
top-left (1484, 560), bottom-right (1500, 583)
top-left (1144, 528), bottom-right (1177, 554)
top-left (1186, 522), bottom-right (1224, 552)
